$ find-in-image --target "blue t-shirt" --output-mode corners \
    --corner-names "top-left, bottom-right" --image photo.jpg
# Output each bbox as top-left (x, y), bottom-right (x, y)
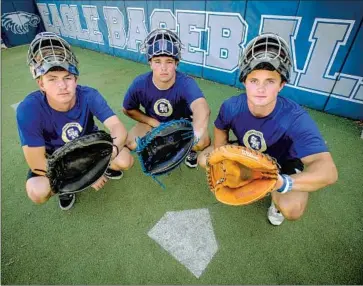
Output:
top-left (123, 71), bottom-right (204, 122)
top-left (17, 85), bottom-right (115, 154)
top-left (215, 93), bottom-right (328, 164)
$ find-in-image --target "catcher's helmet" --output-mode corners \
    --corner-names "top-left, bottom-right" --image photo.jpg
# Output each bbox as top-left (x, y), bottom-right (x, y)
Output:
top-left (27, 32), bottom-right (79, 79)
top-left (140, 28), bottom-right (183, 61)
top-left (238, 33), bottom-right (292, 83)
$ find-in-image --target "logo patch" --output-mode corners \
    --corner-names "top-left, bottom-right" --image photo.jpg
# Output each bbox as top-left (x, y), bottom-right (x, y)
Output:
top-left (1, 11), bottom-right (40, 34)
top-left (154, 98), bottom-right (173, 117)
top-left (243, 130), bottom-right (267, 152)
top-left (61, 122), bottom-right (83, 143)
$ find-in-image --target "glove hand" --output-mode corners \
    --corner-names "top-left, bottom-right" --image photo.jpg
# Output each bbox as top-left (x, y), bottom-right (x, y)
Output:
top-left (206, 145), bottom-right (279, 206)
top-left (149, 118), bottom-right (160, 128)
top-left (46, 131), bottom-right (113, 194)
top-left (136, 119), bottom-right (194, 178)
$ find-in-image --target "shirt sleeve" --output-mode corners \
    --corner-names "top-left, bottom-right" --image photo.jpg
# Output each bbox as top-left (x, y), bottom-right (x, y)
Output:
top-left (16, 101), bottom-right (45, 147)
top-left (214, 101), bottom-right (231, 130)
top-left (182, 77), bottom-right (204, 107)
top-left (123, 79), bottom-right (141, 110)
top-left (88, 89), bottom-right (115, 123)
top-left (287, 112), bottom-right (328, 159)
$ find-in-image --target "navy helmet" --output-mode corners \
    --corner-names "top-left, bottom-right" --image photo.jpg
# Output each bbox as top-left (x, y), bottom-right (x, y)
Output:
top-left (140, 28), bottom-right (183, 61)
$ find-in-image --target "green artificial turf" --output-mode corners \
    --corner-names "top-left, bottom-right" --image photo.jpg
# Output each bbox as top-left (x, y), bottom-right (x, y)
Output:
top-left (1, 46), bottom-right (363, 285)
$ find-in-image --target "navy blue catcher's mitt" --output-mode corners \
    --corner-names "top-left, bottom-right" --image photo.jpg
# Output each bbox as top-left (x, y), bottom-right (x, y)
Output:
top-left (46, 131), bottom-right (114, 194)
top-left (135, 119), bottom-right (194, 186)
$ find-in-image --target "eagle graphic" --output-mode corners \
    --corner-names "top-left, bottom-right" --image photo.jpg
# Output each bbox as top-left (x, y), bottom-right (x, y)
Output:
top-left (1, 11), bottom-right (40, 34)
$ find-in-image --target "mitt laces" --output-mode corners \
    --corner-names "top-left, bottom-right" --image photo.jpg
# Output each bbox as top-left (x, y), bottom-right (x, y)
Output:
top-left (206, 145), bottom-right (281, 191)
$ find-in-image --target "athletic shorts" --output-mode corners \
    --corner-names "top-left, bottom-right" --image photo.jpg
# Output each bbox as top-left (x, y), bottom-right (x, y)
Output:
top-left (279, 159), bottom-right (304, 175)
top-left (26, 170), bottom-right (44, 181)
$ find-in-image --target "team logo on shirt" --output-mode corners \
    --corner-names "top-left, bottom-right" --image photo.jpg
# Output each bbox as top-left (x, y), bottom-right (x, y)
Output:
top-left (243, 130), bottom-right (267, 152)
top-left (154, 99), bottom-right (173, 117)
top-left (61, 122), bottom-right (83, 143)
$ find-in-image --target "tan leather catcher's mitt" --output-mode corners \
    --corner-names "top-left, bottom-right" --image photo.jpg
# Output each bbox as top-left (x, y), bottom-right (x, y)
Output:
top-left (206, 145), bottom-right (279, 206)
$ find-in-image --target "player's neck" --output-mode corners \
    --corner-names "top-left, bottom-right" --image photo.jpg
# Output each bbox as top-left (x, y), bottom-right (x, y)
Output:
top-left (152, 75), bottom-right (176, 90)
top-left (47, 96), bottom-right (76, 112)
top-left (247, 100), bottom-right (276, 118)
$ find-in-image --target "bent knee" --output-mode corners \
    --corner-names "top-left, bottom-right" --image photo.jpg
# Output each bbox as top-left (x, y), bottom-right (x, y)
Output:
top-left (120, 154), bottom-right (134, 170)
top-left (279, 203), bottom-right (307, 221)
top-left (113, 152), bottom-right (135, 170)
top-left (26, 178), bottom-right (51, 204)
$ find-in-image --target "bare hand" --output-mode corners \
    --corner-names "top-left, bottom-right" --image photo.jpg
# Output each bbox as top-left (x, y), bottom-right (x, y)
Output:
top-left (91, 175), bottom-right (108, 191)
top-left (150, 119), bottom-right (160, 128)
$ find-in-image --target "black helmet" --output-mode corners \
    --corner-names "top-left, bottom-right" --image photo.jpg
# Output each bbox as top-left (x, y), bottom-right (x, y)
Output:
top-left (239, 33), bottom-right (292, 83)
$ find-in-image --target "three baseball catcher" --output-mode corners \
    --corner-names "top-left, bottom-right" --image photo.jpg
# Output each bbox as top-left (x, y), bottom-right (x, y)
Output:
top-left (16, 29), bottom-right (337, 225)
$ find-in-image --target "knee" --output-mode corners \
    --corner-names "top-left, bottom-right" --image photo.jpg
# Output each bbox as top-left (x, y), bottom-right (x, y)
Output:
top-left (279, 201), bottom-right (307, 221)
top-left (26, 178), bottom-right (51, 204)
top-left (113, 151), bottom-right (135, 170)
top-left (121, 154), bottom-right (134, 170)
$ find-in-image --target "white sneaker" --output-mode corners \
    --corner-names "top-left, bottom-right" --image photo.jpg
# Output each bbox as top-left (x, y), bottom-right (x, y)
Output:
top-left (267, 202), bottom-right (285, 226)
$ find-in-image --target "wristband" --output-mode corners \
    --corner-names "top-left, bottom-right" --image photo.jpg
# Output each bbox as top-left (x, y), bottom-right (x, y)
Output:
top-left (277, 174), bottom-right (293, 194)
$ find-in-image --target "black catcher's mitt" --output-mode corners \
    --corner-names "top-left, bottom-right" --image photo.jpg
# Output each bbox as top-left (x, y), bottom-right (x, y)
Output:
top-left (135, 119), bottom-right (194, 183)
top-left (46, 131), bottom-right (113, 194)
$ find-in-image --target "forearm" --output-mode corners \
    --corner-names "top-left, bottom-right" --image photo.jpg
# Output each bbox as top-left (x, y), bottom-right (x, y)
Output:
top-left (108, 124), bottom-right (127, 150)
top-left (213, 127), bottom-right (229, 148)
top-left (192, 108), bottom-right (210, 139)
top-left (279, 154), bottom-right (338, 193)
top-left (23, 146), bottom-right (48, 174)
top-left (290, 162), bottom-right (337, 193)
top-left (123, 108), bottom-right (159, 127)
top-left (103, 116), bottom-right (128, 153)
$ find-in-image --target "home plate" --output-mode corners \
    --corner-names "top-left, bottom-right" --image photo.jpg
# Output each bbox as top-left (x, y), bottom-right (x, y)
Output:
top-left (148, 208), bottom-right (218, 278)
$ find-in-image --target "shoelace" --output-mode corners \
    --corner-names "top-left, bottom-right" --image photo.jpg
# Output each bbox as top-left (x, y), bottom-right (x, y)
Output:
top-left (59, 194), bottom-right (73, 200)
top-left (187, 151), bottom-right (198, 160)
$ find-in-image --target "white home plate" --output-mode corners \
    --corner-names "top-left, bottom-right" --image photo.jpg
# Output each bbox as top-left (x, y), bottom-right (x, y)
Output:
top-left (148, 208), bottom-right (218, 278)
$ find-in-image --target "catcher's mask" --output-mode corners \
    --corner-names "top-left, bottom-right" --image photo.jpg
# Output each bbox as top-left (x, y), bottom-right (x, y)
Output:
top-left (140, 28), bottom-right (183, 61)
top-left (238, 33), bottom-right (292, 83)
top-left (27, 32), bottom-right (79, 79)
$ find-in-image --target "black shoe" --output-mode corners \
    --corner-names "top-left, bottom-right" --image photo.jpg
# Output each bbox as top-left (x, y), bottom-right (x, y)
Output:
top-left (58, 193), bottom-right (75, 211)
top-left (185, 150), bottom-right (198, 168)
top-left (104, 168), bottom-right (124, 179)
